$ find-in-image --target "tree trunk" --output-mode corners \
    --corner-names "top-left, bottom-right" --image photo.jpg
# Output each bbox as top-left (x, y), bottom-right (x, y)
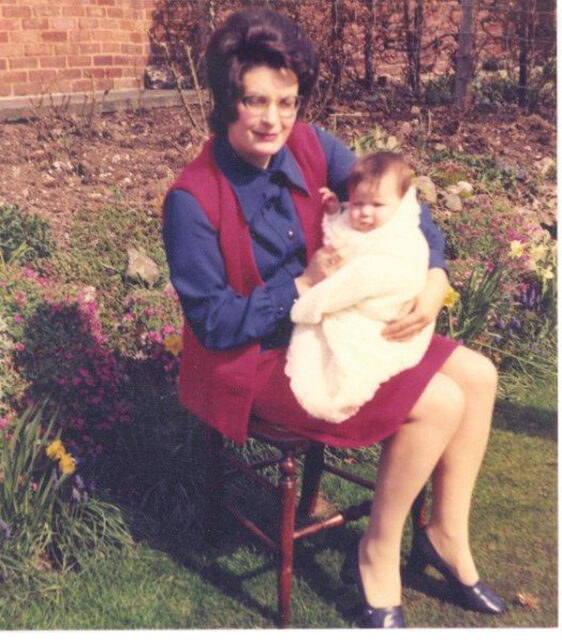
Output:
top-left (404, 0), bottom-right (423, 100)
top-left (455, 0), bottom-right (474, 107)
top-left (517, 0), bottom-right (529, 107)
top-left (364, 0), bottom-right (377, 91)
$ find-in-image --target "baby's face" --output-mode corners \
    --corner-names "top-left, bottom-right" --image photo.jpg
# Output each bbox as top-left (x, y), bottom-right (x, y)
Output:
top-left (348, 172), bottom-right (402, 232)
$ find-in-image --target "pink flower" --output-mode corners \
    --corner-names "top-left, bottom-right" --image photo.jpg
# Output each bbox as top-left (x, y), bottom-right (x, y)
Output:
top-left (14, 291), bottom-right (27, 305)
top-left (0, 417), bottom-right (10, 430)
top-left (13, 314), bottom-right (24, 324)
top-left (13, 343), bottom-right (25, 352)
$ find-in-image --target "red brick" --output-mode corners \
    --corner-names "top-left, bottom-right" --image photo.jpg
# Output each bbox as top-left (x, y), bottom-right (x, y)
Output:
top-left (58, 68), bottom-right (82, 80)
top-left (41, 32), bottom-right (68, 43)
top-left (24, 42), bottom-right (52, 56)
top-left (68, 55), bottom-right (92, 67)
top-left (0, 43), bottom-right (24, 56)
top-left (62, 6), bottom-right (85, 18)
top-left (79, 42), bottom-right (102, 54)
top-left (113, 77), bottom-right (137, 90)
top-left (95, 30), bottom-right (119, 42)
top-left (93, 55), bottom-right (113, 66)
top-left (101, 42), bottom-right (120, 54)
top-left (3, 70), bottom-right (27, 83)
top-left (78, 18), bottom-right (99, 29)
top-left (9, 57), bottom-right (39, 70)
top-left (0, 82), bottom-right (13, 97)
top-left (72, 77), bottom-right (112, 92)
top-left (84, 67), bottom-right (106, 79)
top-left (129, 32), bottom-right (143, 44)
top-left (107, 7), bottom-right (124, 19)
top-left (121, 43), bottom-right (142, 55)
top-left (39, 56), bottom-right (67, 68)
top-left (0, 58), bottom-right (7, 71)
top-left (0, 18), bottom-right (20, 30)
top-left (12, 81), bottom-right (44, 96)
top-left (22, 18), bottom-right (49, 30)
top-left (33, 6), bottom-right (62, 18)
top-left (51, 18), bottom-right (77, 31)
top-left (0, 32), bottom-right (7, 44)
top-left (2, 7), bottom-right (32, 19)
top-left (9, 30), bottom-right (41, 44)
top-left (54, 43), bottom-right (80, 55)
top-left (105, 67), bottom-right (122, 78)
top-left (28, 69), bottom-right (57, 83)
top-left (85, 7), bottom-right (106, 18)
top-left (97, 0), bottom-right (116, 5)
top-left (70, 30), bottom-right (93, 43)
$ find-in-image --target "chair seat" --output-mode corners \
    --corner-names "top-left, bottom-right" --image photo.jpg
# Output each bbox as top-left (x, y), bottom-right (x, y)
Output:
top-left (248, 414), bottom-right (313, 449)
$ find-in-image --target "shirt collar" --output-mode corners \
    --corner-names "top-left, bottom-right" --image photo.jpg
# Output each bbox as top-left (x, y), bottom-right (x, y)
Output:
top-left (213, 135), bottom-right (310, 195)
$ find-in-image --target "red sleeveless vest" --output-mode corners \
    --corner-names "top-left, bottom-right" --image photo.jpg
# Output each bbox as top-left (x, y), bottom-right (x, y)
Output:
top-left (166, 122), bottom-right (327, 441)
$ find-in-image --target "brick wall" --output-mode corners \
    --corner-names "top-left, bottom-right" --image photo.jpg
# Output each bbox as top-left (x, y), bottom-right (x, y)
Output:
top-left (0, 0), bottom-right (155, 98)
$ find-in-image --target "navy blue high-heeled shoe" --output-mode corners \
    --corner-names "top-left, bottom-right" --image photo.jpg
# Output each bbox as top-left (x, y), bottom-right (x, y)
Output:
top-left (341, 541), bottom-right (406, 628)
top-left (408, 528), bottom-right (506, 614)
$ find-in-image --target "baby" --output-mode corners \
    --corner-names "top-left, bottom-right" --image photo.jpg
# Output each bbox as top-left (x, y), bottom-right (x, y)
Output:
top-left (285, 152), bottom-right (434, 423)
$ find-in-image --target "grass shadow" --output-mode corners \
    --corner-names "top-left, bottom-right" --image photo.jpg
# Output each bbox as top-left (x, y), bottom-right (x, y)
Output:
top-left (493, 399), bottom-right (557, 442)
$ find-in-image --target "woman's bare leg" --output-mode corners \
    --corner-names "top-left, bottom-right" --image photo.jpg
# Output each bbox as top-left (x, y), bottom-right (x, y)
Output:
top-left (425, 346), bottom-right (498, 585)
top-left (359, 371), bottom-right (465, 607)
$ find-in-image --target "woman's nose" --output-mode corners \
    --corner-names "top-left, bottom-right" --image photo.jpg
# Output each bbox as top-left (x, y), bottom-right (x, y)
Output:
top-left (261, 100), bottom-right (281, 125)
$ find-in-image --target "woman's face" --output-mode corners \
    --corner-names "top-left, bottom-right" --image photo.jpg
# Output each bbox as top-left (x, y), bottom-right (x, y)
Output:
top-left (227, 65), bottom-right (299, 169)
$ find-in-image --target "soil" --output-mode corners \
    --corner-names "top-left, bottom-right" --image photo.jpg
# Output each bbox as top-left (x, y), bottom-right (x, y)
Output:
top-left (0, 100), bottom-right (556, 248)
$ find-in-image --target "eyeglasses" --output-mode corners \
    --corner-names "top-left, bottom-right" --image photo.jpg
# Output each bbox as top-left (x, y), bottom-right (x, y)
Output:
top-left (240, 94), bottom-right (303, 118)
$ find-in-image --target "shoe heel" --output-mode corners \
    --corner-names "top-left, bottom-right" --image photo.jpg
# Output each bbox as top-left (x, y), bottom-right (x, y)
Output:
top-left (406, 552), bottom-right (428, 573)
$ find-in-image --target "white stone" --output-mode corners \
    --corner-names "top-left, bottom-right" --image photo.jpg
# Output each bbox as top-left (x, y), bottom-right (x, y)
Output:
top-left (126, 247), bottom-right (159, 286)
top-left (414, 176), bottom-right (437, 204)
top-left (444, 192), bottom-right (463, 212)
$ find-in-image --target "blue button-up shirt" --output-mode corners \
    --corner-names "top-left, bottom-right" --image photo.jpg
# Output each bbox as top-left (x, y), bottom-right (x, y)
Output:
top-left (163, 125), bottom-right (447, 350)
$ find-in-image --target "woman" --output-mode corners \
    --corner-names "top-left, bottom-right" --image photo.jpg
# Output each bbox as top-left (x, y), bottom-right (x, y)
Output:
top-left (163, 8), bottom-right (506, 628)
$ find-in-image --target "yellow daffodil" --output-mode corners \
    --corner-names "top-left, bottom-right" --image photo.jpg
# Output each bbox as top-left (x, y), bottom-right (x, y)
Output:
top-left (58, 453), bottom-right (76, 475)
top-left (164, 333), bottom-right (183, 356)
top-left (443, 286), bottom-right (460, 308)
top-left (509, 240), bottom-right (524, 258)
top-left (540, 266), bottom-right (554, 282)
top-left (46, 439), bottom-right (66, 461)
top-left (529, 244), bottom-right (548, 262)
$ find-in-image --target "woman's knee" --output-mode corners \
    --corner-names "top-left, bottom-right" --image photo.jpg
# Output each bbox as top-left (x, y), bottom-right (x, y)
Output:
top-left (410, 372), bottom-right (465, 432)
top-left (442, 346), bottom-right (498, 398)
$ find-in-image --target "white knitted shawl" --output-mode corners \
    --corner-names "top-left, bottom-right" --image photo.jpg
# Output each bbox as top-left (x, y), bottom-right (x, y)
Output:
top-left (285, 187), bottom-right (434, 423)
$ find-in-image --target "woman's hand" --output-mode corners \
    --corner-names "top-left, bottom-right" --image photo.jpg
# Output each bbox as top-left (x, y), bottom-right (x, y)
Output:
top-left (295, 246), bottom-right (342, 295)
top-left (382, 268), bottom-right (449, 342)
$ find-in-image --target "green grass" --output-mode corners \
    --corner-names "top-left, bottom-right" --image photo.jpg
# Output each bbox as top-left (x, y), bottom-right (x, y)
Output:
top-left (0, 372), bottom-right (556, 629)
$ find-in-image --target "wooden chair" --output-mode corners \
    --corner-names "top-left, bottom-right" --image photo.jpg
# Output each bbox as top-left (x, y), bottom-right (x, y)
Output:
top-left (204, 415), bottom-right (427, 628)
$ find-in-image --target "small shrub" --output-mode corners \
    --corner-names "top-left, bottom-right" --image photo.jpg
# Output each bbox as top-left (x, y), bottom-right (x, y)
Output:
top-left (351, 125), bottom-right (400, 156)
top-left (0, 204), bottom-right (54, 269)
top-left (423, 74), bottom-right (454, 106)
top-left (0, 403), bottom-right (132, 583)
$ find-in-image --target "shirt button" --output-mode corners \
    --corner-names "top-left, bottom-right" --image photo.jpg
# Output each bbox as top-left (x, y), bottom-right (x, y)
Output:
top-left (278, 305), bottom-right (285, 314)
top-left (287, 229), bottom-right (295, 239)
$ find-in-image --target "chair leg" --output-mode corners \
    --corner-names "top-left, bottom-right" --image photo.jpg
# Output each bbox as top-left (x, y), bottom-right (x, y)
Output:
top-left (298, 444), bottom-right (325, 518)
top-left (278, 448), bottom-right (297, 628)
top-left (204, 427), bottom-right (223, 544)
top-left (410, 485), bottom-right (428, 540)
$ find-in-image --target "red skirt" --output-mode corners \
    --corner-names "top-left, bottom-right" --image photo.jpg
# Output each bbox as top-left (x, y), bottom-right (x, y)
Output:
top-left (252, 334), bottom-right (459, 448)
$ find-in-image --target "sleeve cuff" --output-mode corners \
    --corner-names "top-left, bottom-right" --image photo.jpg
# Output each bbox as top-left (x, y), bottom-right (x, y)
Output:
top-left (429, 250), bottom-right (449, 274)
top-left (265, 278), bottom-right (299, 320)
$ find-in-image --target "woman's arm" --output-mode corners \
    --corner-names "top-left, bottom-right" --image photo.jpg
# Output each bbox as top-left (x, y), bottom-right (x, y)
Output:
top-left (163, 189), bottom-right (299, 349)
top-left (381, 267), bottom-right (449, 341)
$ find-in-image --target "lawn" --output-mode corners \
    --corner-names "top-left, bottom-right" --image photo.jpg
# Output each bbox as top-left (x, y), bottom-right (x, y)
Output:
top-left (0, 371), bottom-right (556, 629)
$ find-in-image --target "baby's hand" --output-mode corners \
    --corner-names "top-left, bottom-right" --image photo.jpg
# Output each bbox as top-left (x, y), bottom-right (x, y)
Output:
top-left (319, 187), bottom-right (340, 215)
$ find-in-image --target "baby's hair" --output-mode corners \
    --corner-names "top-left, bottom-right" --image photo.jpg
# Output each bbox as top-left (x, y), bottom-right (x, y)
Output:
top-left (347, 152), bottom-right (413, 198)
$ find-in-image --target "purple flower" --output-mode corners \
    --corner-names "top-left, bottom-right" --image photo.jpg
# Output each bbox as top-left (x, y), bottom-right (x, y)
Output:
top-left (0, 519), bottom-right (11, 541)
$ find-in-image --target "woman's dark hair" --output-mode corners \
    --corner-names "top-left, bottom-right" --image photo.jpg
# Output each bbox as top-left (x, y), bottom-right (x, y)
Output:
top-left (348, 152), bottom-right (413, 198)
top-left (205, 8), bottom-right (319, 135)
